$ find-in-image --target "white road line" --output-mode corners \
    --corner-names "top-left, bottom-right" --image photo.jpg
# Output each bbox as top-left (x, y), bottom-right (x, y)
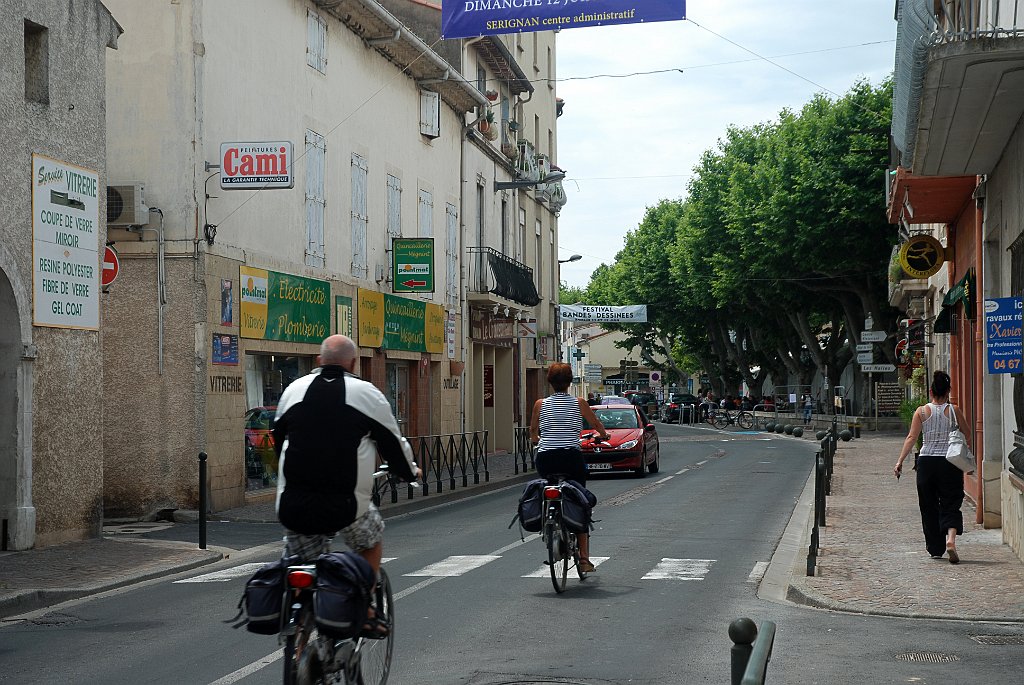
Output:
top-left (173, 563), bottom-right (266, 583)
top-left (747, 561), bottom-right (769, 583)
top-left (492, 534), bottom-right (539, 554)
top-left (522, 556), bottom-right (610, 577)
top-left (208, 651), bottom-right (282, 685)
top-left (403, 554), bottom-right (500, 577)
top-left (381, 557), bottom-right (397, 563)
top-left (654, 476), bottom-right (673, 485)
top-left (696, 460), bottom-right (709, 466)
top-left (675, 467), bottom-right (690, 475)
top-left (641, 558), bottom-right (715, 580)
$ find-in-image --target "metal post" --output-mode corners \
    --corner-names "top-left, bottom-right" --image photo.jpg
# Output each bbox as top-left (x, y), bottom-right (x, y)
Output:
top-left (729, 618), bottom-right (757, 685)
top-left (198, 451), bottom-right (207, 550)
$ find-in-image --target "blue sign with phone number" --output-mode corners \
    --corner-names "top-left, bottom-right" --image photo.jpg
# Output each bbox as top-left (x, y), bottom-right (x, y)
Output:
top-left (984, 297), bottom-right (1022, 374)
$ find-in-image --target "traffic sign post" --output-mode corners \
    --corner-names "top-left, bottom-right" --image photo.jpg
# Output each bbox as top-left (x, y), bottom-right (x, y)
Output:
top-left (101, 246), bottom-right (120, 288)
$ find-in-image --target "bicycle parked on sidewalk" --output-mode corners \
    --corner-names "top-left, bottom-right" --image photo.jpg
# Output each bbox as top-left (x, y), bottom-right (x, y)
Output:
top-left (705, 406), bottom-right (755, 430)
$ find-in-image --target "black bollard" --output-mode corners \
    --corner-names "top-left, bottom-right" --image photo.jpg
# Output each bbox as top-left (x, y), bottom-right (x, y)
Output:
top-left (729, 617), bottom-right (757, 685)
top-left (198, 451), bottom-right (208, 550)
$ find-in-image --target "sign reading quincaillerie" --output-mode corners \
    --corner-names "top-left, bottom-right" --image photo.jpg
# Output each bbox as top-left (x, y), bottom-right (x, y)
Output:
top-left (559, 304), bottom-right (647, 323)
top-left (441, 0), bottom-right (686, 39)
top-left (32, 154), bottom-right (100, 330)
top-left (357, 288), bottom-right (444, 353)
top-left (239, 266), bottom-right (329, 343)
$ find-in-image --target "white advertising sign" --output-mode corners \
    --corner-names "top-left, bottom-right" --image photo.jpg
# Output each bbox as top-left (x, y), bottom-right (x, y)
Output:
top-left (559, 304), bottom-right (648, 323)
top-left (32, 154), bottom-right (100, 330)
top-left (446, 311), bottom-right (456, 359)
top-left (220, 141), bottom-right (295, 189)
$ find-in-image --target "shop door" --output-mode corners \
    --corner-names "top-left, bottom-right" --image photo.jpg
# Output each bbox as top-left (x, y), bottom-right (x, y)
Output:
top-left (386, 362), bottom-right (410, 434)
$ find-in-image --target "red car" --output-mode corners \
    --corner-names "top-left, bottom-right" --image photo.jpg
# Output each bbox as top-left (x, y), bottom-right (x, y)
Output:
top-left (580, 404), bottom-right (660, 477)
top-left (244, 406), bottom-right (278, 487)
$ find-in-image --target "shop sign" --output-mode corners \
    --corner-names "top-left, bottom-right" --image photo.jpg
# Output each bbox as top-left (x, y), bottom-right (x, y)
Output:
top-left (446, 311), bottom-right (456, 359)
top-left (483, 365), bottom-right (494, 407)
top-left (875, 382), bottom-right (903, 414)
top-left (212, 333), bottom-right (239, 365)
top-left (32, 153), bottom-right (100, 330)
top-left (357, 289), bottom-right (444, 353)
top-left (898, 235), bottom-right (945, 279)
top-left (559, 304), bottom-right (647, 323)
top-left (984, 297), bottom-right (1022, 374)
top-left (441, 0), bottom-right (686, 39)
top-left (392, 238), bottom-right (434, 293)
top-left (220, 141), bottom-right (294, 189)
top-left (335, 295), bottom-right (353, 336)
top-left (239, 266), bottom-right (329, 343)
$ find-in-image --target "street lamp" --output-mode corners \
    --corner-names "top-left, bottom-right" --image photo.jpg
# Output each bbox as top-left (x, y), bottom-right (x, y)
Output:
top-left (494, 170), bottom-right (565, 192)
top-left (558, 254), bottom-right (582, 264)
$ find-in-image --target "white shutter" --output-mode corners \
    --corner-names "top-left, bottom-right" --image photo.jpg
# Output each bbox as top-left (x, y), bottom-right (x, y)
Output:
top-left (386, 175), bottom-right (402, 239)
top-left (446, 203), bottom-right (459, 308)
top-left (350, 153), bottom-right (368, 278)
top-left (418, 189), bottom-right (433, 237)
top-left (304, 130), bottom-right (325, 268)
top-left (306, 11), bottom-right (327, 73)
top-left (420, 90), bottom-right (440, 138)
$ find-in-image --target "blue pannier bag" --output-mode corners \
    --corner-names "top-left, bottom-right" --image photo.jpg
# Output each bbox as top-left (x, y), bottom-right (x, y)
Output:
top-left (314, 551), bottom-right (375, 639)
top-left (560, 480), bottom-right (597, 533)
top-left (509, 478), bottom-right (549, 533)
top-left (230, 554), bottom-right (299, 635)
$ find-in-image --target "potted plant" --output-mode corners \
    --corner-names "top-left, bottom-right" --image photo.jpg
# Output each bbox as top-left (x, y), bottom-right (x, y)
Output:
top-left (478, 108), bottom-right (498, 141)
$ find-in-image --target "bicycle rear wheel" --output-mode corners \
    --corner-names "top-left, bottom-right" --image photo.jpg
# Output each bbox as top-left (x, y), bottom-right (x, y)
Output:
top-left (705, 410), bottom-right (717, 426)
top-left (713, 412), bottom-right (729, 429)
top-left (356, 569), bottom-right (394, 685)
top-left (547, 521), bottom-right (568, 593)
top-left (737, 412), bottom-right (754, 430)
top-left (283, 607), bottom-right (322, 685)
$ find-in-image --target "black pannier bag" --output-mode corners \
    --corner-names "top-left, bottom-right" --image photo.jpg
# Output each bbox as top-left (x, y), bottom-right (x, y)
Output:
top-left (560, 480), bottom-right (597, 533)
top-left (314, 551), bottom-right (375, 639)
top-left (510, 478), bottom-right (548, 532)
top-left (231, 555), bottom-right (295, 634)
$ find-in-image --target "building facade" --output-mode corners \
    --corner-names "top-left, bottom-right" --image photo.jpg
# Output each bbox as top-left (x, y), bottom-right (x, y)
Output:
top-left (0, 0), bottom-right (121, 548)
top-left (888, 0), bottom-right (1024, 555)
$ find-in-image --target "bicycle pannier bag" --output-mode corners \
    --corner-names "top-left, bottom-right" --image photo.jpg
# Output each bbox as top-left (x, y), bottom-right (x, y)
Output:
top-left (314, 551), bottom-right (375, 639)
top-left (235, 557), bottom-right (290, 634)
top-left (511, 478), bottom-right (548, 532)
top-left (560, 481), bottom-right (597, 533)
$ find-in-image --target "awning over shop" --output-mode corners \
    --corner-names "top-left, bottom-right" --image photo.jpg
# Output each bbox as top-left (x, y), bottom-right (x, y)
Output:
top-left (886, 168), bottom-right (976, 226)
top-left (933, 268), bottom-right (975, 334)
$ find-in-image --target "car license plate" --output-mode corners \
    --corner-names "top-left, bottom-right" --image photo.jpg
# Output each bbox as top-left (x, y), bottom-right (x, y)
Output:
top-left (588, 463), bottom-right (612, 471)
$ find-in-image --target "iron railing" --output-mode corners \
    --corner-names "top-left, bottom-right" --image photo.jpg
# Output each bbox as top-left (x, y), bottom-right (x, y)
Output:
top-left (466, 246), bottom-right (541, 307)
top-left (513, 425), bottom-right (537, 474)
top-left (729, 617), bottom-right (777, 685)
top-left (807, 417), bottom-right (838, 576)
top-left (373, 431), bottom-right (489, 505)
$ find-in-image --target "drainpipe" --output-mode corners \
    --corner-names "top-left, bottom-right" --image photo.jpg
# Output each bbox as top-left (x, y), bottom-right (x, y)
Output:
top-left (974, 176), bottom-right (985, 524)
top-left (132, 208), bottom-right (166, 374)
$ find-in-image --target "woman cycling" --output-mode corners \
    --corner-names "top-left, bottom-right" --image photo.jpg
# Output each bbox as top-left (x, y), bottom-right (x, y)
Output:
top-left (529, 363), bottom-right (609, 573)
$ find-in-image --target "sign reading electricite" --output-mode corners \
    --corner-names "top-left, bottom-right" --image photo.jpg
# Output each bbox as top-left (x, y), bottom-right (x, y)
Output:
top-left (559, 304), bottom-right (647, 323)
top-left (32, 153), bottom-right (100, 330)
top-left (239, 266), bottom-right (329, 343)
top-left (392, 238), bottom-right (434, 293)
top-left (441, 0), bottom-right (686, 39)
top-left (220, 142), bottom-right (294, 190)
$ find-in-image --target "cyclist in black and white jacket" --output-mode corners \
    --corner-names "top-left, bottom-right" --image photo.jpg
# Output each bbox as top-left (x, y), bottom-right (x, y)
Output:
top-left (273, 334), bottom-right (419, 578)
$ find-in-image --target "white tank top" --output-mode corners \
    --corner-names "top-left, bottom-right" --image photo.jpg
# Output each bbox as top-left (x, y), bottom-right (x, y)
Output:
top-left (537, 393), bottom-right (583, 451)
top-left (920, 402), bottom-right (952, 457)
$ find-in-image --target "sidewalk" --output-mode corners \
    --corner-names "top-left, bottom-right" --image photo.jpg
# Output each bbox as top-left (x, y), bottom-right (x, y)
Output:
top-left (4, 430), bottom-right (1024, 622)
top-left (781, 432), bottom-right (1024, 622)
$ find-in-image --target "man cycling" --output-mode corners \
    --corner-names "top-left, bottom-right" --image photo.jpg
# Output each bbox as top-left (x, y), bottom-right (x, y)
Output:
top-left (273, 334), bottom-right (419, 621)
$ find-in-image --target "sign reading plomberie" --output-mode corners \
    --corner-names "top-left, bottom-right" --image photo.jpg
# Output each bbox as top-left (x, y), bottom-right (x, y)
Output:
top-left (220, 142), bottom-right (294, 190)
top-left (559, 304), bottom-right (647, 323)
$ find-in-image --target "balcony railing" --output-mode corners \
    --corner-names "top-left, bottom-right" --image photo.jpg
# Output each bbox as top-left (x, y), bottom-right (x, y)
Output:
top-left (933, 0), bottom-right (1024, 42)
top-left (466, 246), bottom-right (541, 307)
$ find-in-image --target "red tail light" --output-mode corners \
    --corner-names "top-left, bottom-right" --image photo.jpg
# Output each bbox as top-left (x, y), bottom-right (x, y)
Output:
top-left (543, 487), bottom-right (561, 500)
top-left (287, 570), bottom-right (316, 589)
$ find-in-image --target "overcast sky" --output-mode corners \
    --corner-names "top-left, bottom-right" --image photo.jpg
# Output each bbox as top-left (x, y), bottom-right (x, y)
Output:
top-left (554, 1), bottom-right (897, 288)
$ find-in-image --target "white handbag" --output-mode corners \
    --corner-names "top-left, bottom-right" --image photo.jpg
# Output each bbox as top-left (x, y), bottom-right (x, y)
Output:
top-left (946, 408), bottom-right (975, 474)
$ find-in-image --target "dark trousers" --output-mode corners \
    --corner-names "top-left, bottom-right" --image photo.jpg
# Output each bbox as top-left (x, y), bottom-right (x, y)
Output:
top-left (915, 455), bottom-right (965, 556)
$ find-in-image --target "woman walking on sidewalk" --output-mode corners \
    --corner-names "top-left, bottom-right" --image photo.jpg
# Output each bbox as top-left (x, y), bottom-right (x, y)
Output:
top-left (894, 371), bottom-right (969, 564)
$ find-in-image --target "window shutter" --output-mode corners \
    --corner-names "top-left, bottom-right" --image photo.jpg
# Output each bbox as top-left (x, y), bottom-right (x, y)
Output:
top-left (418, 189), bottom-right (433, 237)
top-left (351, 153), bottom-right (368, 278)
top-left (304, 130), bottom-right (325, 268)
top-left (446, 203), bottom-right (458, 307)
top-left (420, 90), bottom-right (440, 138)
top-left (307, 11), bottom-right (327, 73)
top-left (386, 175), bottom-right (402, 239)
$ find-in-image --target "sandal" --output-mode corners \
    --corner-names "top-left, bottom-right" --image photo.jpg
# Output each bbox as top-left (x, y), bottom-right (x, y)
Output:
top-left (360, 606), bottom-right (391, 639)
top-left (946, 544), bottom-right (960, 565)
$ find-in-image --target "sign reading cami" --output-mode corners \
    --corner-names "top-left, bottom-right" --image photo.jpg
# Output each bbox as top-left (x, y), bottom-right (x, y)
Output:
top-left (357, 288), bottom-right (444, 353)
top-left (32, 153), bottom-right (100, 330)
top-left (392, 238), bottom-right (434, 293)
top-left (441, 0), bottom-right (686, 39)
top-left (239, 266), bottom-right (329, 343)
top-left (559, 304), bottom-right (648, 323)
top-left (220, 142), bottom-right (294, 190)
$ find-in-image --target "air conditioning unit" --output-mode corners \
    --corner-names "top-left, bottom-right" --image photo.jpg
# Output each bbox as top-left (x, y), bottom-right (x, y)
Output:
top-left (107, 183), bottom-right (149, 226)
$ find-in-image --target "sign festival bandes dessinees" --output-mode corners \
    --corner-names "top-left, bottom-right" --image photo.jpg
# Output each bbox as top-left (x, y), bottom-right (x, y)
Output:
top-left (559, 304), bottom-right (648, 323)
top-left (441, 0), bottom-right (686, 40)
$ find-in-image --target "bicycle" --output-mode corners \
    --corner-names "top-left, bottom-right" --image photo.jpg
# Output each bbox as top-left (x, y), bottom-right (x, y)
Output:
top-left (706, 407), bottom-right (755, 430)
top-left (540, 474), bottom-right (589, 593)
top-left (282, 467), bottom-right (410, 685)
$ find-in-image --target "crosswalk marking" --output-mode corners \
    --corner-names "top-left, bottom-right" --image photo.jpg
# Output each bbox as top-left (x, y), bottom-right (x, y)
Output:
top-left (174, 563), bottom-right (266, 583)
top-left (748, 561), bottom-right (769, 583)
top-left (641, 558), bottom-right (715, 580)
top-left (522, 556), bottom-right (610, 577)
top-left (404, 555), bottom-right (500, 577)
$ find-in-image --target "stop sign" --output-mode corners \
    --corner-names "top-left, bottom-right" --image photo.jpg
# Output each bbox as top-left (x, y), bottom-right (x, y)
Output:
top-left (101, 246), bottom-right (120, 287)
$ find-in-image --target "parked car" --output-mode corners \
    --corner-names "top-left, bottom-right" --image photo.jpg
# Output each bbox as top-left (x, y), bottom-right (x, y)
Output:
top-left (579, 404), bottom-right (660, 477)
top-left (662, 392), bottom-right (700, 423)
top-left (599, 395), bottom-right (627, 405)
top-left (628, 391), bottom-right (660, 419)
top-left (244, 406), bottom-right (278, 488)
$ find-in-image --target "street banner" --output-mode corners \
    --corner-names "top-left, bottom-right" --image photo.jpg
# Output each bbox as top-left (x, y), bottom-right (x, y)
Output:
top-left (984, 297), bottom-right (1022, 374)
top-left (559, 304), bottom-right (647, 323)
top-left (441, 0), bottom-right (686, 40)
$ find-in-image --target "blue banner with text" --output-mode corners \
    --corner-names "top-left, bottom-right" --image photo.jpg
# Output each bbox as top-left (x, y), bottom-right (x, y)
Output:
top-left (441, 0), bottom-right (686, 40)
